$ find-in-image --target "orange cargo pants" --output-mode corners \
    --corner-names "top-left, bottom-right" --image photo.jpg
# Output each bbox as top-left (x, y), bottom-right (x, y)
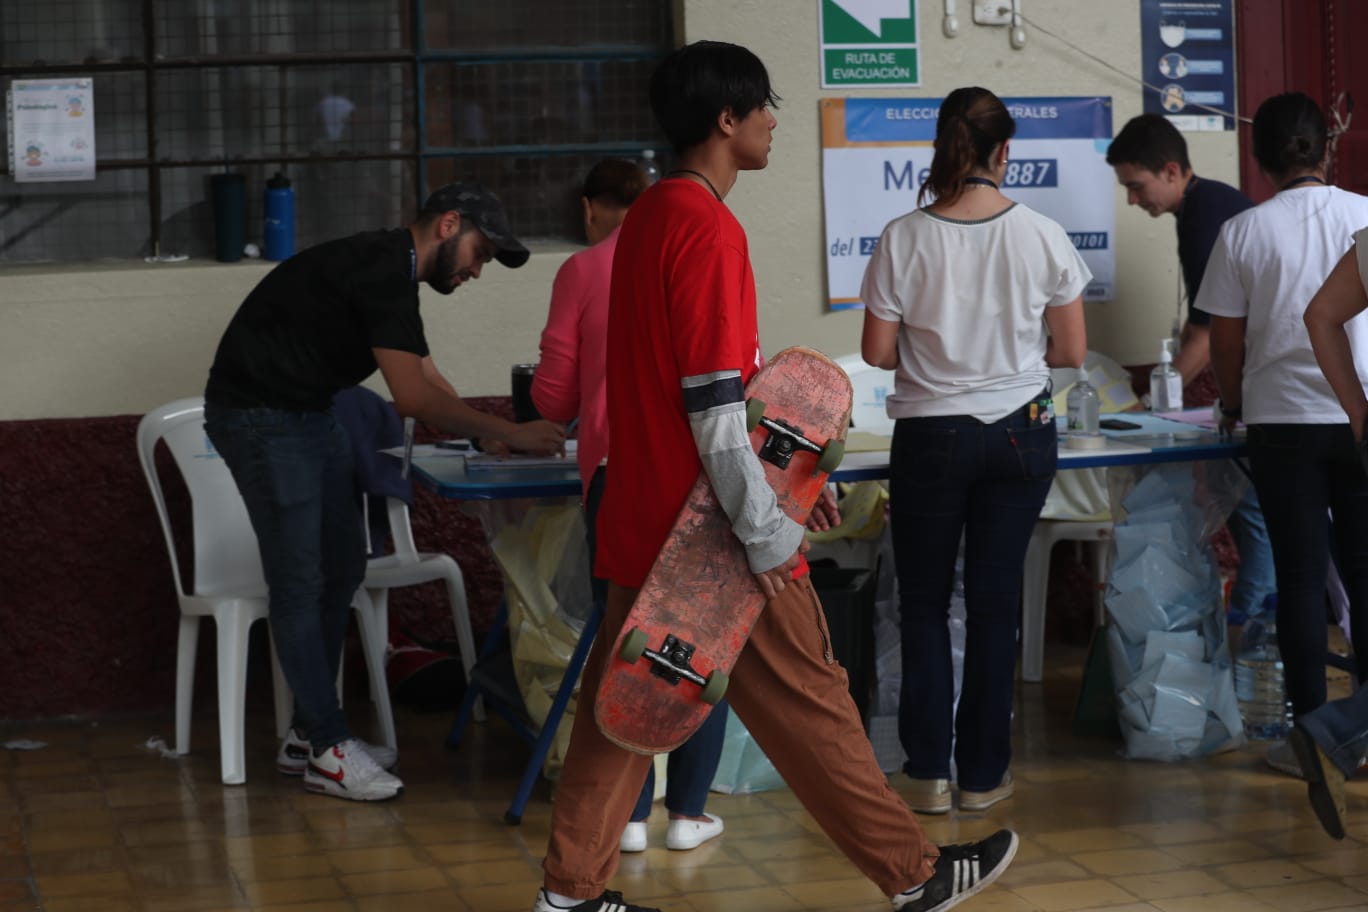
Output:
top-left (543, 574), bottom-right (939, 899)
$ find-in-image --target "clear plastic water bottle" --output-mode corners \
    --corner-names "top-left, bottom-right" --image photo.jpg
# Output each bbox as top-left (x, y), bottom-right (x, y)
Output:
top-left (1233, 613), bottom-right (1292, 740)
top-left (1066, 368), bottom-right (1100, 436)
top-left (639, 149), bottom-right (662, 184)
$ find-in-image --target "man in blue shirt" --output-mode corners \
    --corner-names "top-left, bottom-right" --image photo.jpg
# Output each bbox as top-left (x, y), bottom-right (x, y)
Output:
top-left (1107, 113), bottom-right (1280, 754)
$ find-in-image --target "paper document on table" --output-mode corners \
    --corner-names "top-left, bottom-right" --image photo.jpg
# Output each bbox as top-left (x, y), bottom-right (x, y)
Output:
top-left (379, 443), bottom-right (463, 459)
top-left (466, 440), bottom-right (578, 471)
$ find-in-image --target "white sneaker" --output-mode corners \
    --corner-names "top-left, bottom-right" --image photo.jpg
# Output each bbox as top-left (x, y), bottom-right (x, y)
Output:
top-left (905, 778), bottom-right (953, 815)
top-left (303, 738), bottom-right (403, 801)
top-left (960, 771), bottom-right (1015, 811)
top-left (277, 728), bottom-right (397, 775)
top-left (665, 813), bottom-right (724, 850)
top-left (619, 821), bottom-right (648, 853)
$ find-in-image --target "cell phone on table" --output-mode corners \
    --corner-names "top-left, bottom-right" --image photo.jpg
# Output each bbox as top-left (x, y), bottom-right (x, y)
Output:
top-left (435, 439), bottom-right (473, 451)
top-left (1099, 418), bottom-right (1142, 431)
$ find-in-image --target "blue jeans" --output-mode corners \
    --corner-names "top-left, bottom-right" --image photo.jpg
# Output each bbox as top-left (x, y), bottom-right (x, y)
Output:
top-left (889, 402), bottom-right (1056, 791)
top-left (1299, 681), bottom-right (1368, 777)
top-left (1248, 423), bottom-right (1368, 716)
top-left (1226, 485), bottom-right (1276, 621)
top-left (204, 405), bottom-right (366, 752)
top-left (585, 466), bottom-right (727, 820)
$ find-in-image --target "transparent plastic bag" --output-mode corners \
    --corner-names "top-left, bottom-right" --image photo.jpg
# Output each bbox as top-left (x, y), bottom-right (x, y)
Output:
top-left (1103, 461), bottom-right (1248, 760)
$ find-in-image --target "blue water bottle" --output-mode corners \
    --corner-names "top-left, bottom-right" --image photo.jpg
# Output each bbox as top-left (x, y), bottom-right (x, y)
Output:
top-left (262, 171), bottom-right (295, 261)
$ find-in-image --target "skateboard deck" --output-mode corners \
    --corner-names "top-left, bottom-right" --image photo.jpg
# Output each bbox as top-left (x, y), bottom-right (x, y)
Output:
top-left (595, 346), bottom-right (853, 754)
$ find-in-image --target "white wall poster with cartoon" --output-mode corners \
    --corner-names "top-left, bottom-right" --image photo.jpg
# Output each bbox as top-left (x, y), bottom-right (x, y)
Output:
top-left (7, 78), bottom-right (96, 182)
top-left (821, 96), bottom-right (1115, 311)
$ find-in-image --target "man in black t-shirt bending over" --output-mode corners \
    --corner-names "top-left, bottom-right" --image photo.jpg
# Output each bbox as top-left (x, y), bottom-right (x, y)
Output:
top-left (204, 183), bottom-right (564, 802)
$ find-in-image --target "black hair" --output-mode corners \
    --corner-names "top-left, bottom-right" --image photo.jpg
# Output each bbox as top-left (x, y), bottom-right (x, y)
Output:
top-left (1252, 92), bottom-right (1327, 177)
top-left (582, 159), bottom-right (650, 208)
top-left (918, 87), bottom-right (1015, 207)
top-left (1106, 113), bottom-right (1191, 174)
top-left (648, 40), bottom-right (780, 154)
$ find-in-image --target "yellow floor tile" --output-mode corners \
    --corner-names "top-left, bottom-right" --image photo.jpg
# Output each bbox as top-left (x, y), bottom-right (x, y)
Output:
top-left (9, 642), bottom-right (1368, 912)
top-left (1010, 877), bottom-right (1140, 910)
top-left (240, 876), bottom-right (347, 906)
top-left (339, 866), bottom-right (449, 896)
top-left (1111, 870), bottom-right (1229, 900)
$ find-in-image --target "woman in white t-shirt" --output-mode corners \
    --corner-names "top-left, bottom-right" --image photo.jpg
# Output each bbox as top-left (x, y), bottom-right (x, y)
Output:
top-left (860, 86), bottom-right (1088, 815)
top-left (1201, 93), bottom-right (1368, 765)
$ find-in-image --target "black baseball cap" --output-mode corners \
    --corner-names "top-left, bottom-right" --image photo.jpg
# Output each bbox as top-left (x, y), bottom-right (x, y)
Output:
top-left (420, 182), bottom-right (530, 268)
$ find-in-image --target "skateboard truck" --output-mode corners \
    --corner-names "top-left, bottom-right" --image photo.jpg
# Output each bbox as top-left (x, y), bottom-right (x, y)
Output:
top-left (618, 628), bottom-right (728, 704)
top-left (746, 398), bottom-right (845, 474)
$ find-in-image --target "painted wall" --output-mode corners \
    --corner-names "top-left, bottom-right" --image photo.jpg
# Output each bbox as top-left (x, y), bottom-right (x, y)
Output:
top-left (0, 0), bottom-right (1240, 422)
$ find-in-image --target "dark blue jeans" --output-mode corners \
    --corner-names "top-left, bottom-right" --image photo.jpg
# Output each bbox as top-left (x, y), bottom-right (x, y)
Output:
top-left (1248, 423), bottom-right (1368, 716)
top-left (204, 405), bottom-right (366, 752)
top-left (889, 403), bottom-right (1056, 790)
top-left (585, 466), bottom-right (727, 820)
top-left (1300, 681), bottom-right (1368, 777)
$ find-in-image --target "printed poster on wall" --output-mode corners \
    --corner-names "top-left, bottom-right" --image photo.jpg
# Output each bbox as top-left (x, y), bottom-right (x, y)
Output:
top-left (1140, 0), bottom-right (1235, 131)
top-left (6, 78), bottom-right (97, 182)
top-left (821, 96), bottom-right (1115, 311)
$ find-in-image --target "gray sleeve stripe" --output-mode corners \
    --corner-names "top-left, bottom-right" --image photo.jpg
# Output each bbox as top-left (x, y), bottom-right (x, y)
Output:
top-left (681, 369), bottom-right (742, 388)
top-left (688, 403), bottom-right (748, 456)
top-left (700, 443), bottom-right (807, 574)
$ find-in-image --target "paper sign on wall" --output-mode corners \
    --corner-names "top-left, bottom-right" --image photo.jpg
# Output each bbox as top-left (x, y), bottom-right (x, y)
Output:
top-left (821, 96), bottom-right (1116, 310)
top-left (7, 78), bottom-right (97, 182)
top-left (1140, 0), bottom-right (1235, 131)
top-left (819, 0), bottom-right (920, 89)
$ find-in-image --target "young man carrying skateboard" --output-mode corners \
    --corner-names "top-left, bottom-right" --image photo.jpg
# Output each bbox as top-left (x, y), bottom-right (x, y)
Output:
top-left (532, 41), bottom-right (1018, 912)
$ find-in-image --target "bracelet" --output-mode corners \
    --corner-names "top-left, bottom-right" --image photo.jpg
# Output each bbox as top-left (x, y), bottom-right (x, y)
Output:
top-left (1219, 401), bottom-right (1242, 419)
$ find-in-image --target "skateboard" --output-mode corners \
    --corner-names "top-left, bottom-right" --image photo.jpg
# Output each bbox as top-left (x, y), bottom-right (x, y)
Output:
top-left (595, 346), bottom-right (853, 755)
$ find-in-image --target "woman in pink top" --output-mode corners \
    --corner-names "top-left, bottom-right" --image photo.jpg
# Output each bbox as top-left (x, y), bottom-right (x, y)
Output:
top-left (532, 158), bottom-right (729, 855)
top-left (531, 160), bottom-right (640, 497)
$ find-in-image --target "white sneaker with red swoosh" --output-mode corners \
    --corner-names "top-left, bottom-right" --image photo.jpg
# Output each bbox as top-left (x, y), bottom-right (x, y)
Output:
top-left (303, 739), bottom-right (403, 801)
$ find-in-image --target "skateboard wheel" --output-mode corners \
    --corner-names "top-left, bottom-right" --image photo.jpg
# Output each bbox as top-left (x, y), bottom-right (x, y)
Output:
top-left (620, 628), bottom-right (648, 663)
top-left (699, 670), bottom-right (729, 705)
top-left (816, 439), bottom-right (845, 473)
top-left (746, 397), bottom-right (767, 432)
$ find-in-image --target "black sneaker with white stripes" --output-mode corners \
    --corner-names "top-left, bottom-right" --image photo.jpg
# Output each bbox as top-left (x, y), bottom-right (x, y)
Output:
top-left (531, 888), bottom-right (662, 912)
top-left (892, 829), bottom-right (1019, 912)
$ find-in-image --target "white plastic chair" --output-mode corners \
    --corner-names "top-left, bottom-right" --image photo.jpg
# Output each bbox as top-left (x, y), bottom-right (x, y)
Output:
top-left (136, 398), bottom-right (284, 785)
top-left (1021, 520), bottom-right (1113, 683)
top-left (140, 397), bottom-right (395, 782)
top-left (272, 495), bottom-right (481, 744)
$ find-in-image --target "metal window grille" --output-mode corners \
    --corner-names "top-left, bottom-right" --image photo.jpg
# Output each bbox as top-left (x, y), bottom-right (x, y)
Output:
top-left (0, 0), bottom-right (672, 264)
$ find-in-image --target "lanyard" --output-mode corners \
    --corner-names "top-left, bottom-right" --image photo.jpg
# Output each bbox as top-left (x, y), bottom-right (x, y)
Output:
top-left (1281, 175), bottom-right (1327, 191)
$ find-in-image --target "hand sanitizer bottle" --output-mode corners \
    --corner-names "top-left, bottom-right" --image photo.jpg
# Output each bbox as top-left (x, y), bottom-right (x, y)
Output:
top-left (1066, 368), bottom-right (1100, 436)
top-left (1149, 339), bottom-right (1183, 411)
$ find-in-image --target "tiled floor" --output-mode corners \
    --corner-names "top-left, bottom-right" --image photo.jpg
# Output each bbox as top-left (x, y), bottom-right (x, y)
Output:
top-left (4, 644), bottom-right (1367, 912)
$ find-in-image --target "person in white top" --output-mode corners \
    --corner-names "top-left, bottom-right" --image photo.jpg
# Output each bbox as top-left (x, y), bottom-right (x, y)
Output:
top-left (1202, 92), bottom-right (1368, 777)
top-left (860, 86), bottom-right (1088, 816)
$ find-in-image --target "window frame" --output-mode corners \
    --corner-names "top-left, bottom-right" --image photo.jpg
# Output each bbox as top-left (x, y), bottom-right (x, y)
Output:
top-left (0, 0), bottom-right (672, 258)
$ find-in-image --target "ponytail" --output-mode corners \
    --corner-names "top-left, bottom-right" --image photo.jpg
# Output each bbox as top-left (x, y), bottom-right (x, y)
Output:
top-left (918, 87), bottom-right (1016, 207)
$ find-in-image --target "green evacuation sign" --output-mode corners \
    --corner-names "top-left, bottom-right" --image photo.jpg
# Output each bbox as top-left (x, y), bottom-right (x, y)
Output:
top-left (820, 0), bottom-right (920, 88)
